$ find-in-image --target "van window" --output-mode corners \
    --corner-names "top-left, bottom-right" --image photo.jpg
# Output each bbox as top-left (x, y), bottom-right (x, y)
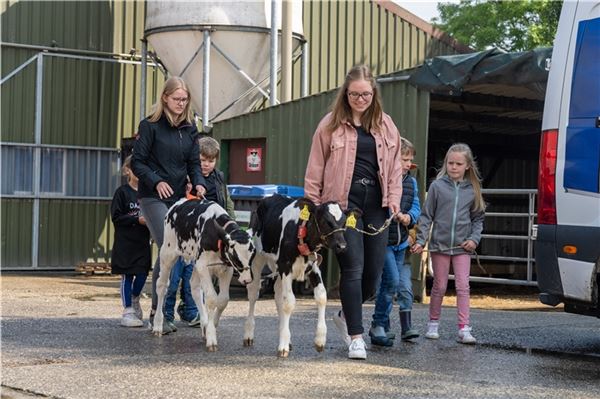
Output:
top-left (564, 17), bottom-right (600, 194)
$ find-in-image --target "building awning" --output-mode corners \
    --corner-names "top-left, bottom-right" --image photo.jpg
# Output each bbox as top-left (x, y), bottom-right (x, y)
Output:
top-left (408, 47), bottom-right (552, 100)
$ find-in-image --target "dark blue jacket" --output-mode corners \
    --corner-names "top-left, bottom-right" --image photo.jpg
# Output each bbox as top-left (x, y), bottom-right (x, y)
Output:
top-left (132, 114), bottom-right (205, 205)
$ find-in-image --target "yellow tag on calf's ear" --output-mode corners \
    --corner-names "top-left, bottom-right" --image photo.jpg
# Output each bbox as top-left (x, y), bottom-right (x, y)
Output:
top-left (346, 213), bottom-right (357, 228)
top-left (299, 205), bottom-right (310, 221)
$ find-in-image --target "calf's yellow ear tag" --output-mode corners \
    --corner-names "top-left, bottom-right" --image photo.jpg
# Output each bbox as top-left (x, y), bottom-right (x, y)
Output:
top-left (300, 205), bottom-right (311, 221)
top-left (346, 212), bottom-right (357, 228)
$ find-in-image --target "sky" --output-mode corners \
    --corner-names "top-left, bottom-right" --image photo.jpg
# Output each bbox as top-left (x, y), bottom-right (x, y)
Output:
top-left (394, 1), bottom-right (460, 23)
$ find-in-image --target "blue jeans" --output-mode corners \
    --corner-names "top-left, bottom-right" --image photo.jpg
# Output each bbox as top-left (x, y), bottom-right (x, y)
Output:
top-left (164, 257), bottom-right (198, 322)
top-left (372, 247), bottom-right (413, 328)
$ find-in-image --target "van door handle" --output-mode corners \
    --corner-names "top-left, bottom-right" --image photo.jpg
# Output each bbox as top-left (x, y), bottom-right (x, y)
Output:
top-left (596, 116), bottom-right (600, 128)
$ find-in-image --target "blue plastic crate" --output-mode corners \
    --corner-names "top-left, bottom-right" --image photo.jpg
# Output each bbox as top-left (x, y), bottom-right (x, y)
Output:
top-left (228, 184), bottom-right (304, 198)
top-left (276, 185), bottom-right (304, 198)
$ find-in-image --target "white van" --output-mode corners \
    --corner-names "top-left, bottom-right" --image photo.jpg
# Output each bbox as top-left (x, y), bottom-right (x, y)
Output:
top-left (535, 1), bottom-right (600, 317)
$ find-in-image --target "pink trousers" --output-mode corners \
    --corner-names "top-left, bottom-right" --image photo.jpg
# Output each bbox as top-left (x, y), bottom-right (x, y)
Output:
top-left (429, 253), bottom-right (471, 326)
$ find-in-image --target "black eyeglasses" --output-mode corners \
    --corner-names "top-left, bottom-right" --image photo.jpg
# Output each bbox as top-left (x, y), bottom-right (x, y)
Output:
top-left (347, 91), bottom-right (373, 100)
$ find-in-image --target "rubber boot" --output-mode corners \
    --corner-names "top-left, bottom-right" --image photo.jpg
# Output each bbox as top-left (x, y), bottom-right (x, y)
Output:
top-left (400, 311), bottom-right (419, 340)
top-left (369, 325), bottom-right (393, 347)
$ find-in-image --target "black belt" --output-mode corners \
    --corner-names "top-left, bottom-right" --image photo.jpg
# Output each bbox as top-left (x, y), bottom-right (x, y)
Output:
top-left (353, 178), bottom-right (377, 186)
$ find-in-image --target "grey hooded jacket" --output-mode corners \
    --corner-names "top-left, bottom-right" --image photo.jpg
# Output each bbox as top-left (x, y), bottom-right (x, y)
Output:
top-left (416, 175), bottom-right (485, 255)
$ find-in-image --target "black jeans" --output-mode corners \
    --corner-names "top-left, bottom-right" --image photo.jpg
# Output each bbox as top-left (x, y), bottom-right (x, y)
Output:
top-left (336, 182), bottom-right (389, 336)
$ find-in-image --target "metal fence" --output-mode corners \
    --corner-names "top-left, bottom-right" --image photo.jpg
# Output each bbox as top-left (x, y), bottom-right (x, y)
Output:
top-left (449, 188), bottom-right (538, 287)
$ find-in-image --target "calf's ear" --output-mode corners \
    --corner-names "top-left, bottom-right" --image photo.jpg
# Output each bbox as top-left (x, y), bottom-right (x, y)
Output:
top-left (345, 208), bottom-right (363, 219)
top-left (296, 197), bottom-right (316, 214)
top-left (212, 219), bottom-right (229, 241)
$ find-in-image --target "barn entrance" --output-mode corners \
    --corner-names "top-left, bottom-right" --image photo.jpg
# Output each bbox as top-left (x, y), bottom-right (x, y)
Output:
top-left (408, 48), bottom-right (551, 285)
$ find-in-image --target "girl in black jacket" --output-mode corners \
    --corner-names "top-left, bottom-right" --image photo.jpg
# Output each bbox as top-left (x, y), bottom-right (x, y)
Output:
top-left (132, 76), bottom-right (206, 332)
top-left (111, 155), bottom-right (150, 327)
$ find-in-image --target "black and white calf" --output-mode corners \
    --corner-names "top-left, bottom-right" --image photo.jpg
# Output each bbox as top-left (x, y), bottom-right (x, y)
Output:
top-left (244, 194), bottom-right (359, 357)
top-left (153, 198), bottom-right (255, 351)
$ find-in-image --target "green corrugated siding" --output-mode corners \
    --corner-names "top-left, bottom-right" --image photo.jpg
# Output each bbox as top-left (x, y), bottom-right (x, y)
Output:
top-left (38, 200), bottom-right (113, 268)
top-left (213, 80), bottom-right (429, 189)
top-left (1, 47), bottom-right (37, 143)
top-left (1, 1), bottom-right (143, 53)
top-left (40, 56), bottom-right (164, 147)
top-left (1, 0), bottom-right (161, 148)
top-left (295, 0), bottom-right (461, 99)
top-left (1, 199), bottom-right (33, 268)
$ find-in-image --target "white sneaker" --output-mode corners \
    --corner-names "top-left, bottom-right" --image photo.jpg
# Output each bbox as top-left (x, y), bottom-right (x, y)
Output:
top-left (425, 320), bottom-right (440, 339)
top-left (348, 337), bottom-right (367, 360)
top-left (458, 326), bottom-right (477, 344)
top-left (333, 311), bottom-right (351, 346)
top-left (121, 308), bottom-right (143, 327)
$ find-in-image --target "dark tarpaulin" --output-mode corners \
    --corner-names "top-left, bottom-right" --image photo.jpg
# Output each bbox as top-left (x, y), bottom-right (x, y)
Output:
top-left (408, 47), bottom-right (552, 97)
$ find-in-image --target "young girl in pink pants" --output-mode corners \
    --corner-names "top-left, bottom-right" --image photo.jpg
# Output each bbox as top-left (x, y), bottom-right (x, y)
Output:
top-left (411, 143), bottom-right (486, 344)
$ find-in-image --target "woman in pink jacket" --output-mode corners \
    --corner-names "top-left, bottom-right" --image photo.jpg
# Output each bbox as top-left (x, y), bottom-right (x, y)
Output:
top-left (304, 64), bottom-right (403, 360)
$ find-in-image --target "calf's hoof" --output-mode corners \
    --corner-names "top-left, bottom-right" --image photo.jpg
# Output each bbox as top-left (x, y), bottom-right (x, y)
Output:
top-left (152, 329), bottom-right (163, 336)
top-left (207, 344), bottom-right (218, 352)
top-left (314, 343), bottom-right (325, 352)
top-left (277, 349), bottom-right (290, 358)
top-left (243, 338), bottom-right (254, 347)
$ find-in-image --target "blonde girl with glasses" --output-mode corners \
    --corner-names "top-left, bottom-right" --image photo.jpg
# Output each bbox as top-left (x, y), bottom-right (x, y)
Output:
top-left (304, 64), bottom-right (403, 359)
top-left (132, 76), bottom-right (207, 333)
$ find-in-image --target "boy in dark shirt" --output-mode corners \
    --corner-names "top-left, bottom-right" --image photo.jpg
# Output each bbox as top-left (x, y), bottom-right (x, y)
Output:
top-left (164, 136), bottom-right (235, 329)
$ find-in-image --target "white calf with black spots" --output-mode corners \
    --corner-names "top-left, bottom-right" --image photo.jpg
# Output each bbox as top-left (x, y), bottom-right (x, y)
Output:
top-left (243, 194), bottom-right (357, 357)
top-left (153, 198), bottom-right (255, 351)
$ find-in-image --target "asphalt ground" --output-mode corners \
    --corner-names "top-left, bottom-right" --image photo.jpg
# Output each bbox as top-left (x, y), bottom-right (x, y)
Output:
top-left (1, 274), bottom-right (599, 399)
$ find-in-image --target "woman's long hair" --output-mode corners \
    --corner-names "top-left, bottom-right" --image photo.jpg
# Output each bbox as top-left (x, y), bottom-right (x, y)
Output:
top-left (326, 64), bottom-right (383, 133)
top-left (148, 76), bottom-right (194, 126)
top-left (437, 143), bottom-right (486, 212)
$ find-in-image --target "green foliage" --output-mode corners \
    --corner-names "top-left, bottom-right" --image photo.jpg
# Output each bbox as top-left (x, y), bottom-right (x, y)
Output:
top-left (433, 0), bottom-right (563, 52)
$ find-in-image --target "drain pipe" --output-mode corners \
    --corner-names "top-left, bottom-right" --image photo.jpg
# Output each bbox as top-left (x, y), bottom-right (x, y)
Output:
top-left (281, 0), bottom-right (292, 102)
top-left (269, 0), bottom-right (278, 106)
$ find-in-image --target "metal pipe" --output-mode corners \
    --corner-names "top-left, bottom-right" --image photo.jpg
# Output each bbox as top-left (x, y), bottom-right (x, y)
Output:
top-left (179, 41), bottom-right (204, 77)
top-left (211, 42), bottom-right (270, 99)
top-left (1, 41), bottom-right (143, 60)
top-left (140, 39), bottom-right (148, 122)
top-left (281, 0), bottom-right (293, 102)
top-left (1, 54), bottom-right (38, 85)
top-left (450, 275), bottom-right (538, 287)
top-left (270, 0), bottom-right (278, 106)
top-left (32, 54), bottom-right (44, 269)
top-left (210, 51), bottom-right (302, 121)
top-left (1, 142), bottom-right (119, 152)
top-left (202, 29), bottom-right (211, 132)
top-left (301, 41), bottom-right (308, 97)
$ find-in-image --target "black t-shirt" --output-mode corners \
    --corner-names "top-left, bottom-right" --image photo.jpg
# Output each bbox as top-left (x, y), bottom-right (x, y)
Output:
top-left (352, 125), bottom-right (379, 181)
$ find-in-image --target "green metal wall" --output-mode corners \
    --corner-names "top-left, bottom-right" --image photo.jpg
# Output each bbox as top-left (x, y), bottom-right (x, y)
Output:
top-left (1, 199), bottom-right (33, 268)
top-left (291, 0), bottom-right (464, 99)
top-left (38, 200), bottom-right (112, 269)
top-left (213, 79), bottom-right (429, 188)
top-left (1, 1), bottom-right (164, 147)
top-left (1, 1), bottom-right (162, 269)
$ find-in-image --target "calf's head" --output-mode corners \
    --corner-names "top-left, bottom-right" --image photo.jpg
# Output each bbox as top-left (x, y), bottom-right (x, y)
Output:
top-left (213, 219), bottom-right (256, 285)
top-left (310, 200), bottom-right (362, 254)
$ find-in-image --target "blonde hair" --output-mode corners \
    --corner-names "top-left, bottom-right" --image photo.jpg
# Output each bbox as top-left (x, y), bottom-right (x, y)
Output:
top-left (327, 64), bottom-right (383, 133)
top-left (199, 136), bottom-right (220, 159)
top-left (121, 155), bottom-right (134, 182)
top-left (400, 137), bottom-right (415, 156)
top-left (148, 76), bottom-right (194, 126)
top-left (437, 143), bottom-right (486, 212)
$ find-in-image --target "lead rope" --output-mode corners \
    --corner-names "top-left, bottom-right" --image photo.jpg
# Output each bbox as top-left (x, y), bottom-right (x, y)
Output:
top-left (349, 212), bottom-right (398, 236)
